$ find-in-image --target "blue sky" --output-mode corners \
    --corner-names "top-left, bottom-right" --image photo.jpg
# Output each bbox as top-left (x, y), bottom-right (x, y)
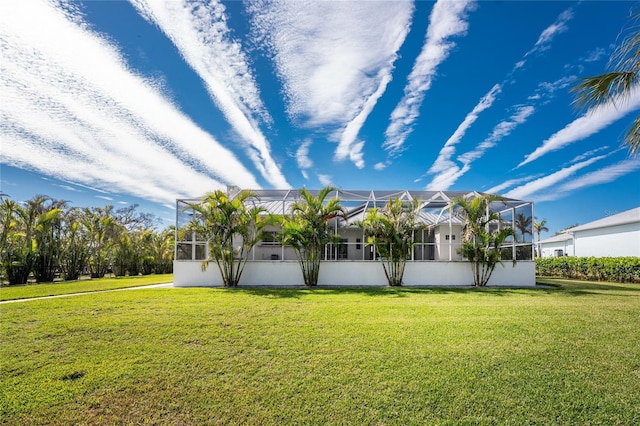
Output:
top-left (2, 0), bottom-right (639, 237)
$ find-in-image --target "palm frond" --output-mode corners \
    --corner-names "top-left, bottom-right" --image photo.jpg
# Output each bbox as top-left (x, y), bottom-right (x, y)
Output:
top-left (625, 113), bottom-right (640, 154)
top-left (571, 72), bottom-right (638, 110)
top-left (612, 9), bottom-right (640, 71)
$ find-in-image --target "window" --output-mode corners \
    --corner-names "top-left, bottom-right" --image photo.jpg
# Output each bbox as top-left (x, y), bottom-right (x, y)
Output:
top-left (261, 231), bottom-right (280, 246)
top-left (195, 244), bottom-right (207, 260)
top-left (445, 234), bottom-right (456, 241)
top-left (338, 238), bottom-right (348, 259)
top-left (176, 243), bottom-right (192, 260)
top-left (324, 239), bottom-right (348, 260)
top-left (356, 238), bottom-right (361, 250)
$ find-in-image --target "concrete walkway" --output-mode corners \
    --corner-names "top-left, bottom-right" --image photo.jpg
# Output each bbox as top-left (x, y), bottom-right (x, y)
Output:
top-left (0, 283), bottom-right (174, 304)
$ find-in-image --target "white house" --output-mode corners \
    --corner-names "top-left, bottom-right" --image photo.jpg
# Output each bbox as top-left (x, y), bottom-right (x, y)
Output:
top-left (174, 189), bottom-right (536, 287)
top-left (539, 207), bottom-right (640, 258)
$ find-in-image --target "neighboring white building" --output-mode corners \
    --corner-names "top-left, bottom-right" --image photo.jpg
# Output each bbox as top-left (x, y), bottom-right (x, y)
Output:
top-left (174, 189), bottom-right (536, 287)
top-left (539, 207), bottom-right (640, 258)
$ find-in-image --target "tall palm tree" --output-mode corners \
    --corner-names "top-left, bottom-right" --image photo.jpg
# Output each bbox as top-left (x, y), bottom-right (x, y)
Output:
top-left (515, 213), bottom-right (533, 243)
top-left (82, 205), bottom-right (120, 278)
top-left (187, 190), bottom-right (268, 287)
top-left (31, 196), bottom-right (68, 283)
top-left (278, 187), bottom-right (345, 286)
top-left (0, 195), bottom-right (63, 284)
top-left (148, 226), bottom-right (174, 274)
top-left (533, 218), bottom-right (549, 258)
top-left (60, 208), bottom-right (89, 281)
top-left (451, 193), bottom-right (502, 244)
top-left (361, 197), bottom-right (422, 286)
top-left (0, 199), bottom-right (25, 284)
top-left (0, 199), bottom-right (17, 260)
top-left (572, 9), bottom-right (640, 154)
top-left (449, 194), bottom-right (514, 287)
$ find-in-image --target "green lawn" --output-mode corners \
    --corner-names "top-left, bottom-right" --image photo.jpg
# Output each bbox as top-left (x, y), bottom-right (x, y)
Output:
top-left (2, 279), bottom-right (639, 425)
top-left (0, 274), bottom-right (173, 301)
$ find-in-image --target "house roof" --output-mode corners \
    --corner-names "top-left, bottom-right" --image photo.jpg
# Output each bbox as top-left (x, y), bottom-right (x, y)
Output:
top-left (539, 233), bottom-right (573, 244)
top-left (178, 189), bottom-right (531, 229)
top-left (539, 207), bottom-right (640, 245)
top-left (569, 207), bottom-right (640, 232)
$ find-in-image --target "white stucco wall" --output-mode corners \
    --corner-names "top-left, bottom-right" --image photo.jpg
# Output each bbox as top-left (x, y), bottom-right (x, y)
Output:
top-left (434, 225), bottom-right (462, 261)
top-left (173, 260), bottom-right (536, 287)
top-left (574, 222), bottom-right (640, 257)
top-left (540, 240), bottom-right (573, 258)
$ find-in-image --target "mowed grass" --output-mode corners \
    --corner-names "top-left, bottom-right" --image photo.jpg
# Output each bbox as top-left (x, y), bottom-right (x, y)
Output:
top-left (2, 280), bottom-right (640, 425)
top-left (0, 274), bottom-right (173, 301)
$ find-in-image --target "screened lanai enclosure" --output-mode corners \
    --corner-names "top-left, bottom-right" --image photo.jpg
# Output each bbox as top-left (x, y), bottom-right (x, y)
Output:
top-left (174, 188), bottom-right (536, 287)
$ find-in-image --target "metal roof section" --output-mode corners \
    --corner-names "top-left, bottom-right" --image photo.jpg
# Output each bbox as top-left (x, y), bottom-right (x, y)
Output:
top-left (538, 233), bottom-right (573, 244)
top-left (539, 207), bottom-right (640, 245)
top-left (568, 207), bottom-right (640, 232)
top-left (177, 189), bottom-right (531, 230)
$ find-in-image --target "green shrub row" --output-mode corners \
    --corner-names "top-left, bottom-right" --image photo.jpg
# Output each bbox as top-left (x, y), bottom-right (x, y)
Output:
top-left (536, 257), bottom-right (640, 283)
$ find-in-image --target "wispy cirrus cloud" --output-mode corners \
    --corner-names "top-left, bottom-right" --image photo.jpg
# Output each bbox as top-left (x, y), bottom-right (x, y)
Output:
top-left (510, 8), bottom-right (574, 72)
top-left (536, 158), bottom-right (640, 201)
top-left (129, 0), bottom-right (289, 188)
top-left (529, 9), bottom-right (573, 54)
top-left (485, 176), bottom-right (540, 195)
top-left (566, 146), bottom-right (611, 165)
top-left (249, 0), bottom-right (413, 168)
top-left (462, 105), bottom-right (535, 163)
top-left (425, 104), bottom-right (535, 191)
top-left (422, 7), bottom-right (575, 190)
top-left (383, 0), bottom-right (476, 155)
top-left (504, 155), bottom-right (606, 200)
top-left (527, 76), bottom-right (576, 103)
top-left (583, 47), bottom-right (607, 63)
top-left (54, 184), bottom-right (83, 193)
top-left (0, 0), bottom-right (259, 205)
top-left (374, 162), bottom-right (388, 171)
top-left (424, 84), bottom-right (501, 178)
top-left (317, 174), bottom-right (333, 187)
top-left (295, 139), bottom-right (313, 180)
top-left (518, 86), bottom-right (640, 167)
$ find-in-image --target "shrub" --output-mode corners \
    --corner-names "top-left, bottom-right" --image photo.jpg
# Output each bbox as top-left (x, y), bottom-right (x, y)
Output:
top-left (536, 257), bottom-right (640, 283)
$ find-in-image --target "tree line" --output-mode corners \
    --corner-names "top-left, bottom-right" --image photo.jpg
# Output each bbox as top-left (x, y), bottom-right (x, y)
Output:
top-left (0, 195), bottom-right (174, 285)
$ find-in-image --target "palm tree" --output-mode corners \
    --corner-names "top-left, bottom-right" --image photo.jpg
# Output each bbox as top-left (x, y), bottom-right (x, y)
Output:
top-left (278, 187), bottom-right (345, 286)
top-left (515, 213), bottom-right (533, 243)
top-left (31, 196), bottom-right (68, 283)
top-left (60, 208), bottom-right (89, 281)
top-left (449, 194), bottom-right (515, 287)
top-left (147, 226), bottom-right (175, 274)
top-left (0, 199), bottom-right (26, 284)
top-left (0, 195), bottom-right (63, 284)
top-left (360, 197), bottom-right (422, 286)
top-left (113, 230), bottom-right (138, 276)
top-left (572, 10), bottom-right (640, 154)
top-left (0, 199), bottom-right (17, 261)
top-left (187, 190), bottom-right (268, 287)
top-left (452, 193), bottom-right (502, 242)
top-left (82, 205), bottom-right (120, 278)
top-left (533, 218), bottom-right (549, 258)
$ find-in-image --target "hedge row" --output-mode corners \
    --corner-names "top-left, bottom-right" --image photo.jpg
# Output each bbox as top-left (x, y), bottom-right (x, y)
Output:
top-left (536, 257), bottom-right (640, 283)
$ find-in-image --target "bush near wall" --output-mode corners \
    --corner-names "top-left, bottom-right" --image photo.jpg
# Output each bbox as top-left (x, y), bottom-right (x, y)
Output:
top-left (536, 257), bottom-right (640, 283)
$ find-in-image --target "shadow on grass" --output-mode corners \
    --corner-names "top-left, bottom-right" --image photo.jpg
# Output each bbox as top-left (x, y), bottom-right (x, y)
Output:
top-left (536, 279), bottom-right (640, 297)
top-left (219, 279), bottom-right (640, 299)
top-left (225, 285), bottom-right (547, 299)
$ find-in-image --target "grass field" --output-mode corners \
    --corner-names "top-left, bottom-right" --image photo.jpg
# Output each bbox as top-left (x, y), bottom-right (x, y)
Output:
top-left (2, 279), bottom-right (639, 424)
top-left (0, 274), bottom-right (173, 301)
